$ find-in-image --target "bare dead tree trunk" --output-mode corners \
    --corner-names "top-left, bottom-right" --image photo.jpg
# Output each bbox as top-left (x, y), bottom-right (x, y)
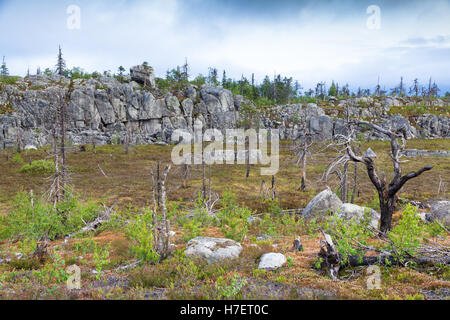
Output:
top-left (150, 167), bottom-right (159, 249)
top-left (159, 164), bottom-right (171, 260)
top-left (156, 161), bottom-right (161, 208)
top-left (92, 137), bottom-right (96, 154)
top-left (208, 164), bottom-right (212, 201)
top-left (125, 127), bottom-right (130, 155)
top-left (345, 121), bottom-right (433, 233)
top-left (59, 80), bottom-right (73, 199)
top-left (300, 140), bottom-right (307, 192)
top-left (351, 162), bottom-right (358, 204)
top-left (202, 142), bottom-right (206, 200)
top-left (182, 164), bottom-right (190, 189)
top-left (341, 161), bottom-right (348, 202)
top-left (150, 164), bottom-right (172, 261)
top-left (16, 125), bottom-right (22, 153)
top-left (60, 98), bottom-right (66, 198)
top-left (271, 175), bottom-right (276, 200)
top-left (51, 126), bottom-right (61, 205)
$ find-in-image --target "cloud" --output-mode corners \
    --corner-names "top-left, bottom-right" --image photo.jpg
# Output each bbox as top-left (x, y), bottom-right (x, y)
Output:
top-left (0, 0), bottom-right (449, 92)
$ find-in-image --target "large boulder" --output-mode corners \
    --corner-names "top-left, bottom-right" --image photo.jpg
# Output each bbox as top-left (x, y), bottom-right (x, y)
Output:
top-left (427, 201), bottom-right (450, 227)
top-left (130, 64), bottom-right (156, 88)
top-left (337, 203), bottom-right (380, 229)
top-left (302, 189), bottom-right (343, 220)
top-left (185, 237), bottom-right (242, 264)
top-left (258, 253), bottom-right (287, 271)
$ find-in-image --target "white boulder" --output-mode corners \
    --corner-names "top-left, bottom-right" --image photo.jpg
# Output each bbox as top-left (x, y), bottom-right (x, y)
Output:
top-left (185, 237), bottom-right (242, 264)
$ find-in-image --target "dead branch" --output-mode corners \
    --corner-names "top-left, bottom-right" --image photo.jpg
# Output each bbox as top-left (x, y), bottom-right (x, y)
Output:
top-left (66, 204), bottom-right (115, 239)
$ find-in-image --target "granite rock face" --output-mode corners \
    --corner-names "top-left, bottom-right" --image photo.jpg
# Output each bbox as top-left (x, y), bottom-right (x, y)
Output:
top-left (0, 69), bottom-right (448, 149)
top-left (130, 64), bottom-right (156, 88)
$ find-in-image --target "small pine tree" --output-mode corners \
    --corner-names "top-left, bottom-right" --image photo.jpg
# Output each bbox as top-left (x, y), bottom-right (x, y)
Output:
top-left (328, 81), bottom-right (337, 97)
top-left (55, 46), bottom-right (66, 76)
top-left (0, 56), bottom-right (9, 77)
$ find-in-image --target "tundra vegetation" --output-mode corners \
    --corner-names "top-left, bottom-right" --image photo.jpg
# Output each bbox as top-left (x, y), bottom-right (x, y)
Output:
top-left (0, 52), bottom-right (448, 300)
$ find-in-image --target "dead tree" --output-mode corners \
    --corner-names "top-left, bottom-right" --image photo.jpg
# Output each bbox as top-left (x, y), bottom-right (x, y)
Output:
top-left (318, 229), bottom-right (340, 281)
top-left (182, 164), bottom-right (191, 188)
top-left (344, 121), bottom-right (433, 233)
top-left (48, 126), bottom-right (62, 204)
top-left (293, 116), bottom-right (314, 191)
top-left (318, 228), bottom-right (449, 280)
top-left (59, 83), bottom-right (69, 197)
top-left (271, 175), bottom-right (276, 200)
top-left (150, 164), bottom-right (172, 261)
top-left (350, 162), bottom-right (358, 204)
top-left (124, 126), bottom-right (130, 155)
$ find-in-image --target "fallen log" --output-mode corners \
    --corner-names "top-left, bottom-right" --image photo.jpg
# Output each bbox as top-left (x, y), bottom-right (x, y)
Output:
top-left (66, 204), bottom-right (114, 239)
top-left (318, 231), bottom-right (449, 280)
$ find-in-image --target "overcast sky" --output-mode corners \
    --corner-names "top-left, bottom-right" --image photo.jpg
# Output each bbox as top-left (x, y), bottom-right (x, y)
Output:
top-left (1, 0), bottom-right (449, 92)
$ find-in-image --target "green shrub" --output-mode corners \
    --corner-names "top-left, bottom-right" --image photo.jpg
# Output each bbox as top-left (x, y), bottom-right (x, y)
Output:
top-left (125, 208), bottom-right (160, 263)
top-left (0, 76), bottom-right (21, 85)
top-left (182, 219), bottom-right (204, 242)
top-left (93, 243), bottom-right (110, 279)
top-left (217, 191), bottom-right (252, 242)
top-left (388, 204), bottom-right (423, 262)
top-left (20, 160), bottom-right (55, 174)
top-left (323, 214), bottom-right (373, 265)
top-left (12, 153), bottom-right (24, 164)
top-left (215, 274), bottom-right (248, 300)
top-left (0, 191), bottom-right (100, 241)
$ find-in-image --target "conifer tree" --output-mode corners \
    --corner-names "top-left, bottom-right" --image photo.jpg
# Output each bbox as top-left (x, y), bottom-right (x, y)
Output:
top-left (0, 56), bottom-right (9, 77)
top-left (55, 46), bottom-right (66, 76)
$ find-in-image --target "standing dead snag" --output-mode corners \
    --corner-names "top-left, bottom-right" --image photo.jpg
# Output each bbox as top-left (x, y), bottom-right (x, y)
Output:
top-left (182, 164), bottom-right (191, 188)
top-left (59, 80), bottom-right (73, 198)
top-left (344, 121), bottom-right (433, 233)
top-left (150, 164), bottom-right (172, 261)
top-left (293, 118), bottom-right (314, 191)
top-left (48, 80), bottom-right (74, 204)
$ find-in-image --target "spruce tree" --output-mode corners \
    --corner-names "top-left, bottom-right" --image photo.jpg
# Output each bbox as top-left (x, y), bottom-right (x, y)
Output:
top-left (55, 46), bottom-right (66, 76)
top-left (0, 56), bottom-right (9, 77)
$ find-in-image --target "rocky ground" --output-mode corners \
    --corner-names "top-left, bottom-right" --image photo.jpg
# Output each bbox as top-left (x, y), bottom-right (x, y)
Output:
top-left (0, 140), bottom-right (448, 300)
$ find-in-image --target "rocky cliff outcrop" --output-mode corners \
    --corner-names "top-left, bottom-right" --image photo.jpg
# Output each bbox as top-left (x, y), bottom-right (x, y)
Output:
top-left (0, 66), bottom-right (448, 149)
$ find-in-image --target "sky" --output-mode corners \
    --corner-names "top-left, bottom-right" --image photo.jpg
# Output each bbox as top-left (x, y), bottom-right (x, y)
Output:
top-left (1, 0), bottom-right (450, 93)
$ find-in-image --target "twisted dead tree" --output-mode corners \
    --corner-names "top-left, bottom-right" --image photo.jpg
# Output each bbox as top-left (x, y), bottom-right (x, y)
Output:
top-left (344, 121), bottom-right (433, 233)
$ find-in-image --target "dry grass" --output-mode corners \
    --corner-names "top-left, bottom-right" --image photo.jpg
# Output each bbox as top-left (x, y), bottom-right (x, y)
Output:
top-left (0, 139), bottom-right (449, 300)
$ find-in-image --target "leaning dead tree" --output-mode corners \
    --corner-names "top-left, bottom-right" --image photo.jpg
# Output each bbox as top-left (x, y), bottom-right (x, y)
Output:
top-left (150, 163), bottom-right (172, 261)
top-left (342, 121), bottom-right (433, 233)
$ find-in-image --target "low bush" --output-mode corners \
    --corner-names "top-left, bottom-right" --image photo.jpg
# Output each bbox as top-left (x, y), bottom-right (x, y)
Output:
top-left (12, 154), bottom-right (24, 164)
top-left (217, 191), bottom-right (253, 242)
top-left (125, 208), bottom-right (160, 263)
top-left (0, 191), bottom-right (100, 241)
top-left (20, 160), bottom-right (55, 175)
